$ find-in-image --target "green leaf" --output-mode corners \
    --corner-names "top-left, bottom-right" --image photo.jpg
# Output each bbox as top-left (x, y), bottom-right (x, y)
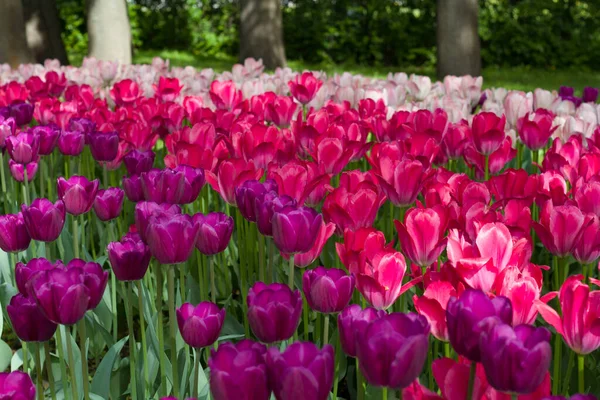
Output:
top-left (91, 336), bottom-right (127, 399)
top-left (0, 340), bottom-right (13, 371)
top-left (0, 250), bottom-right (11, 287)
top-left (10, 349), bottom-right (22, 372)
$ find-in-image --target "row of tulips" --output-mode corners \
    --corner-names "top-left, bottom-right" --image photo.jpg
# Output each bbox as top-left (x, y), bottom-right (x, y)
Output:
top-left (0, 59), bottom-right (600, 400)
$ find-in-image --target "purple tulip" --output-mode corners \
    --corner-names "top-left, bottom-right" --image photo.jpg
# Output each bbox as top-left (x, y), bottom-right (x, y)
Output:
top-left (177, 165), bottom-right (206, 204)
top-left (21, 199), bottom-right (66, 242)
top-left (67, 259), bottom-right (108, 310)
top-left (0, 116), bottom-right (16, 149)
top-left (480, 323), bottom-right (551, 394)
top-left (272, 206), bottom-right (322, 254)
top-left (7, 293), bottom-right (57, 342)
top-left (33, 125), bottom-right (60, 155)
top-left (123, 150), bottom-right (156, 175)
top-left (15, 258), bottom-right (55, 295)
top-left (0, 371), bottom-right (36, 400)
top-left (446, 289), bottom-right (513, 362)
top-left (209, 340), bottom-right (270, 400)
top-left (57, 176), bottom-right (100, 215)
top-left (88, 131), bottom-right (119, 162)
top-left (29, 266), bottom-right (91, 325)
top-left (123, 175), bottom-right (144, 203)
top-left (583, 87), bottom-right (599, 103)
top-left (338, 304), bottom-right (386, 357)
top-left (266, 342), bottom-right (334, 400)
top-left (134, 201), bottom-right (181, 242)
top-left (93, 187), bottom-right (124, 221)
top-left (356, 312), bottom-right (430, 389)
top-left (69, 117), bottom-right (96, 137)
top-left (302, 267), bottom-right (354, 314)
top-left (559, 86), bottom-right (575, 98)
top-left (9, 102), bottom-right (34, 126)
top-left (0, 213), bottom-right (31, 253)
top-left (141, 168), bottom-right (186, 204)
top-left (57, 129), bottom-right (85, 156)
top-left (6, 131), bottom-right (39, 164)
top-left (247, 282), bottom-right (302, 343)
top-left (255, 192), bottom-right (296, 236)
top-left (193, 212), bottom-right (233, 255)
top-left (9, 159), bottom-right (38, 182)
top-left (145, 213), bottom-right (199, 264)
top-left (107, 233), bottom-right (151, 281)
top-left (235, 179), bottom-right (278, 222)
top-left (176, 301), bottom-right (225, 348)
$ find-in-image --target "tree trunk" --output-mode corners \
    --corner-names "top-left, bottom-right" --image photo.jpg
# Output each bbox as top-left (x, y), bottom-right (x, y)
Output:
top-left (87, 0), bottom-right (132, 64)
top-left (436, 0), bottom-right (481, 79)
top-left (22, 0), bottom-right (69, 65)
top-left (0, 0), bottom-right (35, 67)
top-left (239, 0), bottom-right (286, 70)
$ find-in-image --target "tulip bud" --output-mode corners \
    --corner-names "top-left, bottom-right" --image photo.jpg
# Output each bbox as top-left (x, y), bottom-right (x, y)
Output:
top-left (176, 165), bottom-right (205, 204)
top-left (272, 206), bottom-right (322, 254)
top-left (8, 159), bottom-right (38, 182)
top-left (57, 129), bottom-right (85, 156)
top-left (93, 188), bottom-right (124, 221)
top-left (255, 192), bottom-right (296, 237)
top-left (0, 213), bottom-right (31, 253)
top-left (146, 213), bottom-right (199, 264)
top-left (7, 293), bottom-right (57, 342)
top-left (302, 267), bottom-right (354, 313)
top-left (235, 179), bottom-right (278, 222)
top-left (288, 72), bottom-right (323, 104)
top-left (123, 150), bottom-right (155, 175)
top-left (21, 199), bottom-right (66, 242)
top-left (107, 234), bottom-right (151, 281)
top-left (15, 258), bottom-right (55, 295)
top-left (193, 212), bottom-right (233, 256)
top-left (337, 304), bottom-right (386, 358)
top-left (9, 102), bottom-right (34, 126)
top-left (57, 176), bottom-right (100, 216)
top-left (0, 371), bottom-right (36, 400)
top-left (123, 175), bottom-right (144, 202)
top-left (88, 131), bottom-right (119, 162)
top-left (6, 131), bottom-right (40, 164)
top-left (33, 125), bottom-right (60, 155)
top-left (134, 201), bottom-right (181, 242)
top-left (176, 302), bottom-right (225, 348)
top-left (471, 112), bottom-right (507, 155)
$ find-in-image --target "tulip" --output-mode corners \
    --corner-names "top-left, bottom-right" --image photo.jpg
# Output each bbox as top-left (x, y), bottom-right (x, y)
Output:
top-left (375, 156), bottom-right (430, 207)
top-left (356, 312), bottom-right (430, 389)
top-left (266, 95), bottom-right (298, 127)
top-left (413, 281), bottom-right (457, 342)
top-left (446, 289), bottom-right (513, 361)
top-left (395, 205), bottom-right (448, 268)
top-left (88, 131), bottom-right (119, 161)
top-left (471, 112), bottom-right (506, 155)
top-left (338, 304), bottom-right (386, 357)
top-left (355, 245), bottom-right (411, 310)
top-left (209, 340), bottom-right (270, 400)
top-left (266, 160), bottom-right (331, 206)
top-left (266, 342), bottom-right (334, 400)
top-left (235, 179), bottom-right (278, 222)
top-left (69, 118), bottom-right (96, 136)
top-left (123, 175), bottom-right (144, 202)
top-left (7, 293), bottom-right (57, 342)
top-left (15, 258), bottom-right (55, 295)
top-left (532, 203), bottom-right (586, 258)
top-left (0, 371), bottom-right (36, 400)
top-left (336, 228), bottom-right (386, 274)
top-left (283, 221), bottom-right (336, 268)
top-left (67, 259), bottom-right (109, 310)
top-left (272, 206), bottom-right (322, 254)
top-left (154, 76), bottom-right (183, 102)
top-left (480, 323), bottom-right (551, 394)
top-left (134, 201), bottom-right (181, 242)
top-left (110, 79), bottom-right (141, 106)
top-left (57, 129), bottom-right (85, 156)
top-left (9, 102), bottom-right (34, 126)
top-left (107, 234), bottom-right (151, 281)
top-left (29, 266), bottom-right (91, 325)
top-left (209, 80), bottom-right (243, 110)
top-left (6, 131), bottom-right (39, 164)
top-left (176, 301), bottom-right (225, 348)
top-left (432, 358), bottom-right (488, 400)
top-left (193, 212), bottom-right (234, 256)
top-left (537, 275), bottom-right (600, 355)
top-left (0, 116), bottom-right (16, 149)
top-left (0, 213), bottom-right (31, 253)
top-left (21, 199), bottom-right (66, 242)
top-left (57, 175), bottom-right (100, 216)
top-left (247, 282), bottom-right (302, 343)
top-left (302, 267), bottom-right (354, 314)
top-left (123, 149), bottom-right (155, 175)
top-left (442, 122), bottom-right (471, 160)
top-left (583, 87), bottom-right (599, 103)
top-left (33, 125), bottom-right (60, 155)
top-left (8, 159), bottom-right (38, 182)
top-left (517, 110), bottom-right (557, 150)
top-left (93, 187), bottom-right (124, 221)
top-left (176, 165), bottom-right (205, 204)
top-left (206, 158), bottom-right (263, 205)
top-left (145, 213), bottom-right (199, 264)
top-left (494, 265), bottom-right (542, 325)
top-left (288, 72), bottom-right (323, 104)
top-left (140, 168), bottom-right (185, 204)
top-left (255, 192), bottom-right (296, 237)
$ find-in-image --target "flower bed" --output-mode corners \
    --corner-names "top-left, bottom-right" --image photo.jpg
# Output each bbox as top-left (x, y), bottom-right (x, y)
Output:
top-left (0, 57), bottom-right (598, 399)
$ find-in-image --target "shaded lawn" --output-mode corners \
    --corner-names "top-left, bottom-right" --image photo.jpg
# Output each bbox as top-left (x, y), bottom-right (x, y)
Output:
top-left (134, 49), bottom-right (600, 92)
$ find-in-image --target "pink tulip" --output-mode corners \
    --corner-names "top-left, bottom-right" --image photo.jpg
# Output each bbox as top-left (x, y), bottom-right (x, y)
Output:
top-left (288, 72), bottom-right (323, 104)
top-left (209, 80), bottom-right (242, 110)
top-left (413, 281), bottom-right (457, 341)
top-left (471, 112), bottom-right (507, 155)
top-left (537, 275), bottom-right (600, 355)
top-left (532, 203), bottom-right (586, 258)
top-left (504, 91), bottom-right (533, 128)
top-left (336, 227), bottom-right (386, 275)
top-left (493, 265), bottom-right (542, 325)
top-left (375, 156), bottom-right (431, 207)
top-left (517, 110), bottom-right (557, 150)
top-left (283, 221), bottom-right (336, 268)
top-left (206, 159), bottom-right (263, 205)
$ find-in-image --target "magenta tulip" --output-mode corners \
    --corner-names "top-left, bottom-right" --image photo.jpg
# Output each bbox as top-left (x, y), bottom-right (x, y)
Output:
top-left (302, 267), bottom-right (354, 313)
top-left (176, 301), bottom-right (225, 348)
top-left (57, 176), bottom-right (100, 215)
top-left (93, 187), bottom-right (124, 221)
top-left (21, 199), bottom-right (66, 242)
top-left (0, 213), bottom-right (31, 253)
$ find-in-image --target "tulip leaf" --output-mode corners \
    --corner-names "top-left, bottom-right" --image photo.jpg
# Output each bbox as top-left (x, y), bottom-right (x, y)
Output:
top-left (0, 250), bottom-right (10, 285)
top-left (9, 348), bottom-right (22, 372)
top-left (0, 340), bottom-right (13, 371)
top-left (91, 336), bottom-right (127, 399)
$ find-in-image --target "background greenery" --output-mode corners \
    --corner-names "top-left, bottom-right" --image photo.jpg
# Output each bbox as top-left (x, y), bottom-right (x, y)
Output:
top-left (56, 0), bottom-right (600, 90)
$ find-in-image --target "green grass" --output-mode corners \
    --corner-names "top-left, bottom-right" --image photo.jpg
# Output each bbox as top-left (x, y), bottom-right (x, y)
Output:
top-left (134, 49), bottom-right (600, 92)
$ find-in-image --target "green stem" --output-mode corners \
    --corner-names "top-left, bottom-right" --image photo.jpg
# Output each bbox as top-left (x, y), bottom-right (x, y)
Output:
top-left (484, 155), bottom-right (490, 181)
top-left (154, 263), bottom-right (167, 397)
top-left (382, 387), bottom-right (388, 400)
top-left (40, 158), bottom-right (45, 199)
top-left (136, 280), bottom-right (149, 398)
top-left (303, 295), bottom-right (309, 341)
top-left (209, 257), bottom-right (217, 304)
top-left (55, 327), bottom-right (70, 400)
top-left (0, 152), bottom-right (9, 213)
top-left (562, 350), bottom-right (574, 394)
top-left (192, 348), bottom-right (200, 399)
top-left (333, 334), bottom-right (341, 399)
top-left (72, 217), bottom-right (79, 259)
top-left (258, 234), bottom-right (265, 282)
top-left (44, 342), bottom-right (56, 400)
top-left (356, 358), bottom-right (365, 400)
top-left (78, 319), bottom-right (90, 400)
top-left (466, 362), bottom-right (476, 400)
top-left (288, 254), bottom-right (295, 289)
top-left (34, 344), bottom-right (43, 400)
top-left (578, 355), bottom-right (585, 394)
top-left (512, 394), bottom-right (518, 400)
top-left (197, 252), bottom-right (205, 301)
top-left (124, 283), bottom-right (137, 400)
top-left (23, 168), bottom-right (30, 204)
top-left (22, 342), bottom-right (28, 374)
top-left (79, 215), bottom-right (85, 259)
top-left (323, 314), bottom-right (330, 346)
top-left (109, 224), bottom-right (117, 342)
top-left (553, 333), bottom-right (562, 395)
top-left (167, 267), bottom-right (180, 397)
top-left (444, 342), bottom-right (450, 358)
top-left (65, 327), bottom-right (78, 400)
top-left (267, 239), bottom-right (274, 284)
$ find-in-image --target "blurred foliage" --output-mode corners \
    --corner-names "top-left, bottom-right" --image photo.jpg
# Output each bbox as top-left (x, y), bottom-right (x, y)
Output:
top-left (56, 0), bottom-right (600, 69)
